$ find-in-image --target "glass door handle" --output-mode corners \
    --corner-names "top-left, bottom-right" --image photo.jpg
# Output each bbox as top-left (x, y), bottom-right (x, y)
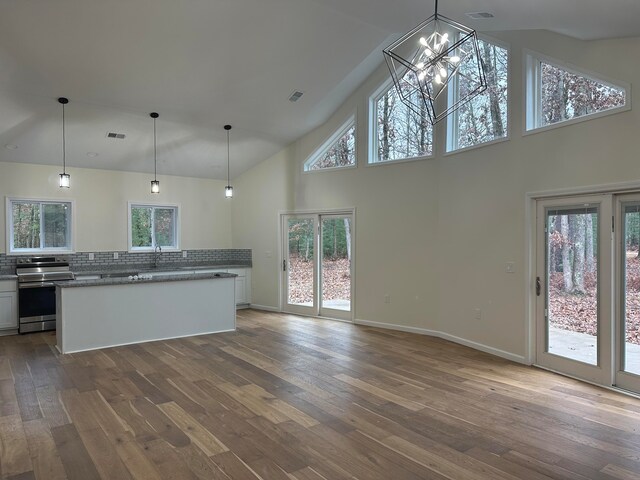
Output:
top-left (536, 277), bottom-right (541, 296)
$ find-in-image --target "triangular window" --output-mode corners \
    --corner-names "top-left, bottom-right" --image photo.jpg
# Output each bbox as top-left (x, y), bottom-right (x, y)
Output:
top-left (526, 53), bottom-right (629, 131)
top-left (304, 117), bottom-right (356, 171)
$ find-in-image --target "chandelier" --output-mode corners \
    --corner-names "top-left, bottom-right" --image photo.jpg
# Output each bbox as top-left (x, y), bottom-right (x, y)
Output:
top-left (383, 0), bottom-right (487, 125)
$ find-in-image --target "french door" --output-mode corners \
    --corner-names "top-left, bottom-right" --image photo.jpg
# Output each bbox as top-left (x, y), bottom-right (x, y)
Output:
top-left (282, 212), bottom-right (353, 321)
top-left (535, 194), bottom-right (640, 394)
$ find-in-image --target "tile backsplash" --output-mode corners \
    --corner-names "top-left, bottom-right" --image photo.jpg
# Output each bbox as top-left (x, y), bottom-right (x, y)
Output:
top-left (0, 249), bottom-right (251, 271)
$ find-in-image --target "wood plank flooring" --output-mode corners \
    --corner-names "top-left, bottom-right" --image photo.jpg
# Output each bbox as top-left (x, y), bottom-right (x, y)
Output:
top-left (1, 309), bottom-right (640, 479)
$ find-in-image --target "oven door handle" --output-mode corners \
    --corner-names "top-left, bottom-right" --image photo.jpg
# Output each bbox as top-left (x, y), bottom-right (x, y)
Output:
top-left (19, 282), bottom-right (56, 289)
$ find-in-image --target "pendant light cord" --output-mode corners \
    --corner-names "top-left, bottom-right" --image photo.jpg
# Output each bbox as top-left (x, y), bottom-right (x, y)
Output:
top-left (227, 129), bottom-right (230, 185)
top-left (154, 117), bottom-right (157, 181)
top-left (62, 102), bottom-right (66, 174)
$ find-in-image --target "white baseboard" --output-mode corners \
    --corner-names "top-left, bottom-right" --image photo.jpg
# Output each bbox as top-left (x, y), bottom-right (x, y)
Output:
top-left (248, 304), bottom-right (280, 312)
top-left (354, 318), bottom-right (527, 364)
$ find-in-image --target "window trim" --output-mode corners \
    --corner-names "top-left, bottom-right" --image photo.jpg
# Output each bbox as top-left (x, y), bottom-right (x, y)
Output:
top-left (523, 49), bottom-right (631, 136)
top-left (446, 34), bottom-right (511, 154)
top-left (127, 202), bottom-right (180, 253)
top-left (5, 196), bottom-right (75, 255)
top-left (303, 114), bottom-right (357, 173)
top-left (367, 76), bottom-right (434, 166)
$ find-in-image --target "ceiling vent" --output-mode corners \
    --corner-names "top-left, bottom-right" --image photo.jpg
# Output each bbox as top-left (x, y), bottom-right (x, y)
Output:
top-left (289, 91), bottom-right (304, 102)
top-left (106, 132), bottom-right (126, 139)
top-left (466, 12), bottom-right (494, 19)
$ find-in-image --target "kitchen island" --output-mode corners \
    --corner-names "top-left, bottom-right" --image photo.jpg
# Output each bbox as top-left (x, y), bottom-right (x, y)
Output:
top-left (55, 272), bottom-right (236, 354)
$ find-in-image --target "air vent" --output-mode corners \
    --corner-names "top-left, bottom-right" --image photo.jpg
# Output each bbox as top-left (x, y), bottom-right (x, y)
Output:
top-left (106, 132), bottom-right (126, 139)
top-left (289, 91), bottom-right (304, 102)
top-left (466, 12), bottom-right (494, 19)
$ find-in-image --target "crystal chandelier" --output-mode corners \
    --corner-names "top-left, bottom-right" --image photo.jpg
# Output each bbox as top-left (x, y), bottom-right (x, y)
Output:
top-left (383, 0), bottom-right (487, 125)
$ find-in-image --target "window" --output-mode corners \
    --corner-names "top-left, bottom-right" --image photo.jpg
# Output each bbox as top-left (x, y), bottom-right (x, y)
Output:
top-left (7, 199), bottom-right (73, 253)
top-left (370, 81), bottom-right (433, 163)
top-left (128, 204), bottom-right (179, 251)
top-left (526, 52), bottom-right (629, 131)
top-left (304, 117), bottom-right (356, 172)
top-left (447, 38), bottom-right (509, 152)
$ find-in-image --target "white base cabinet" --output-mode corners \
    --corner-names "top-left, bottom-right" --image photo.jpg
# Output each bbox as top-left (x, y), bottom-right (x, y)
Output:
top-left (0, 281), bottom-right (18, 330)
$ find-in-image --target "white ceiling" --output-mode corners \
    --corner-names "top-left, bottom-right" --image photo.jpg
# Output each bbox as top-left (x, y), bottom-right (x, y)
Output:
top-left (1, 0), bottom-right (639, 179)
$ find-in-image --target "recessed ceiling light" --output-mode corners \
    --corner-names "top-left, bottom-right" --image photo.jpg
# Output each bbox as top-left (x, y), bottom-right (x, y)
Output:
top-left (466, 12), bottom-right (494, 19)
top-left (5, 144), bottom-right (18, 150)
top-left (86, 152), bottom-right (99, 157)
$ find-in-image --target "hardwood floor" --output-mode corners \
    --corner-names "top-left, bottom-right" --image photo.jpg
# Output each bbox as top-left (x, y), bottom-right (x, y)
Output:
top-left (1, 309), bottom-right (640, 479)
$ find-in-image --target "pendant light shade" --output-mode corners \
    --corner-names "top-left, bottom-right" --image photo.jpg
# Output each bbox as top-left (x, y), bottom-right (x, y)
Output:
top-left (224, 124), bottom-right (233, 198)
top-left (150, 112), bottom-right (159, 194)
top-left (382, 0), bottom-right (487, 125)
top-left (58, 97), bottom-right (70, 188)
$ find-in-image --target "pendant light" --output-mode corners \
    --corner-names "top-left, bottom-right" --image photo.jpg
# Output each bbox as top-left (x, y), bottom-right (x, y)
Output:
top-left (224, 124), bottom-right (233, 198)
top-left (58, 97), bottom-right (70, 188)
top-left (382, 0), bottom-right (487, 125)
top-left (150, 112), bottom-right (160, 194)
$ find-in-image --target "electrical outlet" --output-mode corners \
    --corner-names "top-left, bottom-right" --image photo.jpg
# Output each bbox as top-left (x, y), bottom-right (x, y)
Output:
top-left (182, 250), bottom-right (188, 258)
top-left (384, 294), bottom-right (390, 304)
top-left (88, 253), bottom-right (94, 261)
top-left (113, 252), bottom-right (119, 260)
top-left (474, 308), bottom-right (482, 320)
top-left (265, 250), bottom-right (272, 258)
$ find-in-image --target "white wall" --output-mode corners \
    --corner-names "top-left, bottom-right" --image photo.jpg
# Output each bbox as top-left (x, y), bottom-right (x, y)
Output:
top-left (232, 29), bottom-right (640, 360)
top-left (0, 162), bottom-right (232, 253)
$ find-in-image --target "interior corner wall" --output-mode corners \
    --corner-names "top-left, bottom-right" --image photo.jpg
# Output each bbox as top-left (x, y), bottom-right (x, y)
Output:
top-left (0, 162), bottom-right (232, 253)
top-left (232, 29), bottom-right (640, 360)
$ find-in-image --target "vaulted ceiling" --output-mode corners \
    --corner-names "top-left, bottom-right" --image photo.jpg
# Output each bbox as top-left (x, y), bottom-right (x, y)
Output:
top-left (1, 0), bottom-right (639, 179)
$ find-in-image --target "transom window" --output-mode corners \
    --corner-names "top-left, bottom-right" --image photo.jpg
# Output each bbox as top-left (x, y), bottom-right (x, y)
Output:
top-left (7, 198), bottom-right (73, 253)
top-left (128, 203), bottom-right (179, 251)
top-left (526, 52), bottom-right (629, 131)
top-left (304, 116), bottom-right (356, 172)
top-left (447, 38), bottom-right (509, 152)
top-left (370, 81), bottom-right (433, 163)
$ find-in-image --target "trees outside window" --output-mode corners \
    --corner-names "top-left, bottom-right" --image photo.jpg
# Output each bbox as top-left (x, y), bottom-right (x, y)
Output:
top-left (9, 199), bottom-right (72, 253)
top-left (305, 118), bottom-right (356, 171)
top-left (448, 39), bottom-right (508, 152)
top-left (129, 204), bottom-right (178, 251)
top-left (526, 53), bottom-right (628, 131)
top-left (371, 82), bottom-right (433, 163)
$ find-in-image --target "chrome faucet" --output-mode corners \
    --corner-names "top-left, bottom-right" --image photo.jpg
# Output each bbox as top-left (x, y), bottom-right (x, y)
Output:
top-left (154, 245), bottom-right (162, 268)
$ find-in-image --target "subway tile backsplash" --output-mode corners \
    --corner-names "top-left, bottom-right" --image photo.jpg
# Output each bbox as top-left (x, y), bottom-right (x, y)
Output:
top-left (0, 249), bottom-right (251, 271)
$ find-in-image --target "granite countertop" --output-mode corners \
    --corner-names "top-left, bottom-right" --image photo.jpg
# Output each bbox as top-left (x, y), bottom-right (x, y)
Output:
top-left (0, 271), bottom-right (17, 280)
top-left (72, 262), bottom-right (250, 277)
top-left (57, 271), bottom-right (237, 288)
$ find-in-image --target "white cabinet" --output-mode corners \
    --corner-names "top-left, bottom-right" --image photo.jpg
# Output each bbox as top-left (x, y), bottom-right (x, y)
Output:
top-left (228, 268), bottom-right (251, 308)
top-left (0, 280), bottom-right (18, 330)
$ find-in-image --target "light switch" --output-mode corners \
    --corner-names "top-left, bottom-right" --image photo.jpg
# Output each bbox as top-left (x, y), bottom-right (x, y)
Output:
top-left (88, 253), bottom-right (94, 261)
top-left (505, 262), bottom-right (515, 273)
top-left (183, 250), bottom-right (188, 258)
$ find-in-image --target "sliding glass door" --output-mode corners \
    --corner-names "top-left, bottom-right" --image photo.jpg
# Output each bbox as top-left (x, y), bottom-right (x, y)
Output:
top-left (535, 193), bottom-right (640, 394)
top-left (282, 212), bottom-right (353, 321)
top-left (535, 195), bottom-right (612, 385)
top-left (616, 196), bottom-right (640, 394)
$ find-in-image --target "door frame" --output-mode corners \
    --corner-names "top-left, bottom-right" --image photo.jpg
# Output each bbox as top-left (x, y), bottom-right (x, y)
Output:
top-left (279, 208), bottom-right (356, 322)
top-left (526, 179), bottom-right (640, 392)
